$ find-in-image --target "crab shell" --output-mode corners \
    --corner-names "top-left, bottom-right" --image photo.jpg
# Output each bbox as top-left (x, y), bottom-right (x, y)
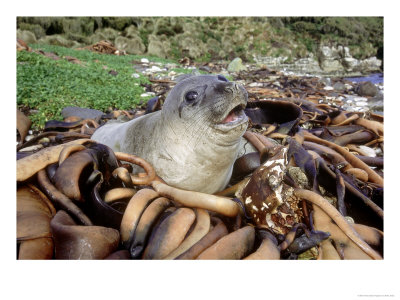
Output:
top-left (236, 144), bottom-right (302, 234)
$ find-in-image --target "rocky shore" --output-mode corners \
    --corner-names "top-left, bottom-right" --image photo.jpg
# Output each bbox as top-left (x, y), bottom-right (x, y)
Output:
top-left (17, 17), bottom-right (383, 77)
top-left (135, 56), bottom-right (384, 115)
top-left (253, 45), bottom-right (382, 77)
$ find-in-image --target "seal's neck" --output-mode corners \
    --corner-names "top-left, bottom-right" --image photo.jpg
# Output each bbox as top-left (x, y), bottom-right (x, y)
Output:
top-left (159, 111), bottom-right (244, 165)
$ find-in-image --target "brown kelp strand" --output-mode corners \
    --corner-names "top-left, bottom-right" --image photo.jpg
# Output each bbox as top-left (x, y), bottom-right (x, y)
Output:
top-left (120, 188), bottom-right (159, 245)
top-left (196, 226), bottom-right (255, 260)
top-left (44, 119), bottom-right (99, 132)
top-left (293, 188), bottom-right (382, 260)
top-left (303, 131), bottom-right (383, 186)
top-left (58, 144), bottom-right (87, 165)
top-left (17, 139), bottom-right (92, 182)
top-left (151, 181), bottom-right (240, 217)
top-left (17, 185), bottom-right (55, 259)
top-left (243, 230), bottom-right (280, 260)
top-left (163, 208), bottom-right (210, 259)
top-left (17, 131), bottom-right (91, 151)
top-left (50, 210), bottom-right (119, 259)
top-left (176, 217), bottom-right (228, 260)
top-left (335, 169), bottom-right (347, 216)
top-left (129, 197), bottom-right (171, 258)
top-left (104, 188), bottom-right (137, 203)
top-left (278, 223), bottom-right (311, 251)
top-left (142, 207), bottom-right (196, 259)
top-left (115, 152), bottom-right (156, 186)
top-left (37, 169), bottom-right (93, 226)
top-left (315, 156), bottom-right (383, 219)
top-left (355, 155), bottom-right (384, 168)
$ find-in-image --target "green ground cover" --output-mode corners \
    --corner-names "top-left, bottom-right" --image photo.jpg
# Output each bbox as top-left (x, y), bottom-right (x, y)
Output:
top-left (17, 44), bottom-right (177, 129)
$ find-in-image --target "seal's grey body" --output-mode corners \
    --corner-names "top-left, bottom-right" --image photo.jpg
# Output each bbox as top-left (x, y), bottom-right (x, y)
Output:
top-left (92, 75), bottom-right (248, 193)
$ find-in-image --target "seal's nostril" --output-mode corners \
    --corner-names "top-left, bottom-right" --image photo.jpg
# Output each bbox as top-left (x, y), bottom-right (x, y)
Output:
top-left (217, 75), bottom-right (229, 82)
top-left (223, 82), bottom-right (242, 94)
top-left (224, 86), bottom-right (234, 93)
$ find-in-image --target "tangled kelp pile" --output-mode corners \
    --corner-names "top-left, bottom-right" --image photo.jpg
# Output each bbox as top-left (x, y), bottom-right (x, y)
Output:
top-left (16, 60), bottom-right (383, 260)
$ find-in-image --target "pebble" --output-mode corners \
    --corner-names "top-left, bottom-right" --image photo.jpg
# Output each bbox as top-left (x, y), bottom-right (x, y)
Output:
top-left (249, 82), bottom-right (263, 87)
top-left (19, 144), bottom-right (44, 152)
top-left (344, 83), bottom-right (353, 90)
top-left (148, 66), bottom-right (162, 72)
top-left (168, 71), bottom-right (177, 77)
top-left (375, 148), bottom-right (383, 156)
top-left (61, 106), bottom-right (103, 120)
top-left (353, 97), bottom-right (368, 102)
top-left (141, 58), bottom-right (149, 63)
top-left (323, 86), bottom-right (334, 91)
top-left (141, 92), bottom-right (156, 97)
top-left (320, 77), bottom-right (331, 86)
top-left (358, 145), bottom-right (377, 157)
top-left (165, 63), bottom-right (178, 69)
top-left (344, 216), bottom-right (355, 224)
top-left (38, 137), bottom-right (50, 144)
top-left (355, 107), bottom-right (368, 112)
top-left (272, 81), bottom-right (281, 87)
top-left (24, 135), bottom-right (34, 142)
top-left (131, 73), bottom-right (140, 78)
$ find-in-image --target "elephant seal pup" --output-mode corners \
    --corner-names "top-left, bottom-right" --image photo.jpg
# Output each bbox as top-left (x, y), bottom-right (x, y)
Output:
top-left (91, 74), bottom-right (248, 194)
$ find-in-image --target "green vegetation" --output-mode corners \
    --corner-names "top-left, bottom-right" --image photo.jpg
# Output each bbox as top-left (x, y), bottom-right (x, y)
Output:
top-left (17, 44), bottom-right (156, 129)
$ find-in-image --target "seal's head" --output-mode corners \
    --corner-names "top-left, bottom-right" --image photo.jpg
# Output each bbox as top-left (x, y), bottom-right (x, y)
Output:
top-left (161, 74), bottom-right (248, 144)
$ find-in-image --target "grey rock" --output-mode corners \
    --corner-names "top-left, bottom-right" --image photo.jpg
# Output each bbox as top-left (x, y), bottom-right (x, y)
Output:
top-left (92, 28), bottom-right (120, 42)
top-left (147, 34), bottom-right (170, 58)
top-left (356, 81), bottom-right (378, 97)
top-left (61, 106), bottom-right (104, 120)
top-left (254, 43), bottom-right (383, 76)
top-left (371, 91), bottom-right (384, 101)
top-left (114, 36), bottom-right (145, 55)
top-left (358, 57), bottom-right (382, 73)
top-left (343, 56), bottom-right (360, 70)
top-left (333, 82), bottom-right (346, 92)
top-left (177, 34), bottom-right (207, 59)
top-left (38, 35), bottom-right (77, 48)
top-left (319, 77), bottom-right (331, 86)
top-left (320, 59), bottom-right (344, 73)
top-left (124, 25), bottom-right (139, 38)
top-left (17, 30), bottom-right (37, 44)
top-left (227, 57), bottom-right (247, 72)
top-left (88, 32), bottom-right (107, 44)
top-left (199, 66), bottom-right (211, 73)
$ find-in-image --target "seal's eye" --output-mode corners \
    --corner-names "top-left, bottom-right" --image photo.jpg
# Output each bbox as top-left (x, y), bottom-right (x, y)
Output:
top-left (185, 91), bottom-right (198, 102)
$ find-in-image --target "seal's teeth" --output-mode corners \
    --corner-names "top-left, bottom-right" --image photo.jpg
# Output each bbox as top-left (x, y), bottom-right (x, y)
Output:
top-left (222, 111), bottom-right (238, 124)
top-left (221, 105), bottom-right (244, 124)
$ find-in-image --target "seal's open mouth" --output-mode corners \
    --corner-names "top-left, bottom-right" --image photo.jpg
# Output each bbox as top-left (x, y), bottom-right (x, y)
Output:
top-left (214, 103), bottom-right (248, 132)
top-left (220, 104), bottom-right (245, 125)
top-left (221, 104), bottom-right (246, 124)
